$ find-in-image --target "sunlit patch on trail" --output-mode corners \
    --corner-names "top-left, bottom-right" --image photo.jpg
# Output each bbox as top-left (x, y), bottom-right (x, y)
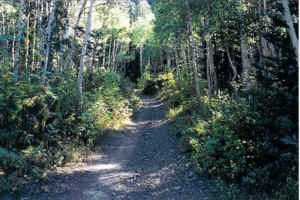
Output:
top-left (76, 163), bottom-right (121, 171)
top-left (142, 102), bottom-right (164, 108)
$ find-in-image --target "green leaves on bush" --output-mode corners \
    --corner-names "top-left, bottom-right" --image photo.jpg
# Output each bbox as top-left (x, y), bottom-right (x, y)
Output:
top-left (0, 71), bottom-right (140, 193)
top-left (158, 70), bottom-right (298, 199)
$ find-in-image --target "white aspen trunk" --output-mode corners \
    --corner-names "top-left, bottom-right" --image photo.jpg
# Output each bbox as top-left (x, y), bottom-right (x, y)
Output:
top-left (58, 0), bottom-right (71, 73)
top-left (261, 0), bottom-right (270, 58)
top-left (112, 39), bottom-right (117, 71)
top-left (77, 0), bottom-right (95, 107)
top-left (1, 10), bottom-right (8, 64)
top-left (174, 47), bottom-right (180, 76)
top-left (240, 34), bottom-right (251, 82)
top-left (37, 0), bottom-right (45, 69)
top-left (187, 44), bottom-right (191, 68)
top-left (12, 21), bottom-right (16, 68)
top-left (206, 33), bottom-right (218, 98)
top-left (108, 39), bottom-right (112, 68)
top-left (113, 41), bottom-right (122, 72)
top-left (140, 45), bottom-right (143, 76)
top-left (41, 0), bottom-right (60, 83)
top-left (236, 0), bottom-right (252, 87)
top-left (181, 44), bottom-right (188, 81)
top-left (147, 56), bottom-right (150, 68)
top-left (32, 0), bottom-right (39, 69)
top-left (25, 15), bottom-right (30, 72)
top-left (226, 47), bottom-right (237, 82)
top-left (117, 42), bottom-right (124, 70)
top-left (282, 0), bottom-right (298, 58)
top-left (167, 51), bottom-right (171, 68)
top-left (13, 0), bottom-right (25, 80)
top-left (187, 44), bottom-right (194, 86)
top-left (184, 0), bottom-right (201, 100)
top-left (65, 0), bottom-right (88, 73)
top-left (192, 40), bottom-right (201, 100)
top-left (111, 39), bottom-right (116, 71)
top-left (102, 41), bottom-right (106, 67)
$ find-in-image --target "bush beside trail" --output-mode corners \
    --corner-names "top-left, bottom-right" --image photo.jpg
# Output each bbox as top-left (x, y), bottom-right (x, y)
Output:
top-left (141, 71), bottom-right (298, 200)
top-left (0, 71), bottom-right (141, 194)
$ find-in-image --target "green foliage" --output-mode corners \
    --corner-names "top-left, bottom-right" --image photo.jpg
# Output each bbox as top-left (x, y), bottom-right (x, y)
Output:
top-left (0, 70), bottom-right (140, 193)
top-left (137, 65), bottom-right (152, 90)
top-left (158, 70), bottom-right (297, 199)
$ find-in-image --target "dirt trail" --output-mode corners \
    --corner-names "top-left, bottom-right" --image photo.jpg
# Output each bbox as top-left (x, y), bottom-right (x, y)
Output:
top-left (21, 96), bottom-right (211, 200)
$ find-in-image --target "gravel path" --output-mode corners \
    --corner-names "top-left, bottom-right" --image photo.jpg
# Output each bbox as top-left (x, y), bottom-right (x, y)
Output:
top-left (20, 96), bottom-right (211, 200)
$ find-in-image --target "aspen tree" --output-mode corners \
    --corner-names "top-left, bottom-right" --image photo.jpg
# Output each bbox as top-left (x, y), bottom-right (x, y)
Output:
top-left (206, 32), bottom-right (218, 98)
top-left (32, 0), bottom-right (40, 68)
top-left (226, 47), bottom-right (237, 82)
top-left (78, 0), bottom-right (95, 107)
top-left (140, 44), bottom-right (143, 75)
top-left (102, 41), bottom-right (106, 67)
top-left (25, 14), bottom-right (30, 71)
top-left (58, 0), bottom-right (71, 73)
top-left (65, 0), bottom-right (88, 73)
top-left (184, 0), bottom-right (201, 100)
top-left (41, 0), bottom-right (61, 83)
top-left (281, 0), bottom-right (298, 59)
top-left (236, 0), bottom-right (252, 88)
top-left (13, 0), bottom-right (25, 80)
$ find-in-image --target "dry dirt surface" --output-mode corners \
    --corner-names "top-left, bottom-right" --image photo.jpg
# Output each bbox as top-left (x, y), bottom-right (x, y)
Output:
top-left (16, 96), bottom-right (211, 200)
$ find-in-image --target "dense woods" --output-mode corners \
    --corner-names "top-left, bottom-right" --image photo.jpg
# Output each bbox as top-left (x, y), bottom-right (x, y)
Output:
top-left (141, 0), bottom-right (298, 199)
top-left (0, 0), bottom-right (298, 199)
top-left (0, 0), bottom-right (146, 193)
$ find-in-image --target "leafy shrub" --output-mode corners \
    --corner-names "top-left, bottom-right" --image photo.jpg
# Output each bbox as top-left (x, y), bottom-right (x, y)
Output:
top-left (0, 70), bottom-right (140, 193)
top-left (158, 70), bottom-right (298, 199)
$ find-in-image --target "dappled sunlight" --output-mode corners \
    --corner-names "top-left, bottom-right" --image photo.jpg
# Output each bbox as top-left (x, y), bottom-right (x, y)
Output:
top-left (79, 163), bottom-right (121, 171)
top-left (142, 102), bottom-right (164, 108)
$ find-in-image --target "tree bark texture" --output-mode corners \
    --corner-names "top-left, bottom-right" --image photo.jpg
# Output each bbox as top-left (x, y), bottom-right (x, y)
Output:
top-left (77, 0), bottom-right (95, 107)
top-left (281, 0), bottom-right (298, 59)
top-left (41, 0), bottom-right (61, 83)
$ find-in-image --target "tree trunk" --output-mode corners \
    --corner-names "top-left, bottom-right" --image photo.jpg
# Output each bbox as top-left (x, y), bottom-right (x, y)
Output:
top-left (192, 40), bottom-right (201, 100)
top-left (58, 0), bottom-right (71, 73)
top-left (13, 0), bottom-right (25, 80)
top-left (11, 21), bottom-right (16, 68)
top-left (226, 47), bottom-right (237, 82)
top-left (65, 0), bottom-right (88, 73)
top-left (25, 15), bottom-right (30, 72)
top-left (111, 39), bottom-right (116, 70)
top-left (167, 50), bottom-right (171, 68)
top-left (140, 45), bottom-right (143, 76)
top-left (184, 1), bottom-right (201, 100)
top-left (102, 41), bottom-right (106, 67)
top-left (206, 33), bottom-right (218, 98)
top-left (41, 0), bottom-right (61, 83)
top-left (160, 48), bottom-right (163, 70)
top-left (236, 0), bottom-right (252, 88)
top-left (77, 0), bottom-right (95, 108)
top-left (108, 39), bottom-right (112, 68)
top-left (32, 0), bottom-right (40, 69)
top-left (174, 45), bottom-right (180, 76)
top-left (282, 0), bottom-right (298, 59)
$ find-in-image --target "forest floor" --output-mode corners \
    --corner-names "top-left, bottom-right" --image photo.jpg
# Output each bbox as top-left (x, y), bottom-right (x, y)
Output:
top-left (16, 96), bottom-right (211, 200)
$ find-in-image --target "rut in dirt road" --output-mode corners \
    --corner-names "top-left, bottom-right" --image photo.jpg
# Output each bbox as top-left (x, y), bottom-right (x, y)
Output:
top-left (23, 96), bottom-right (211, 200)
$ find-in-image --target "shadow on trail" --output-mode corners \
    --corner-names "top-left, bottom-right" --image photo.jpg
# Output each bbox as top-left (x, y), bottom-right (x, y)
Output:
top-left (17, 96), bottom-right (210, 200)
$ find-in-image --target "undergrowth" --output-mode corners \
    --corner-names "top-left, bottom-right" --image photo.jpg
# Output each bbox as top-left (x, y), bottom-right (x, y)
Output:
top-left (141, 71), bottom-right (298, 200)
top-left (0, 69), bottom-right (141, 194)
